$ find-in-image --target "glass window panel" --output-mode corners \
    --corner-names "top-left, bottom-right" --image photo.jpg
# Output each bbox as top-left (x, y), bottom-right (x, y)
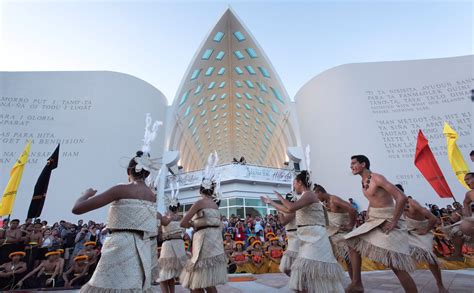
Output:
top-left (268, 113), bottom-right (276, 125)
top-left (213, 31), bottom-right (224, 42)
top-left (266, 124), bottom-right (273, 133)
top-left (191, 69), bottom-right (201, 80)
top-left (220, 93), bottom-right (227, 100)
top-left (264, 132), bottom-right (270, 141)
top-left (235, 81), bottom-right (243, 88)
top-left (194, 84), bottom-right (203, 95)
top-left (221, 104), bottom-right (227, 109)
top-left (219, 81), bottom-right (226, 88)
top-left (255, 107), bottom-right (262, 115)
top-left (233, 50), bottom-right (245, 60)
top-left (220, 198), bottom-right (228, 207)
top-left (216, 51), bottom-right (225, 60)
top-left (179, 91), bottom-right (189, 107)
top-left (211, 105), bottom-right (218, 112)
top-left (271, 87), bottom-right (285, 104)
top-left (202, 49), bottom-right (214, 60)
top-left (258, 66), bottom-right (271, 78)
top-left (188, 116), bottom-right (195, 128)
top-left (244, 113), bottom-right (251, 119)
top-left (244, 93), bottom-right (253, 100)
top-left (228, 198), bottom-right (244, 206)
top-left (184, 105), bottom-right (192, 117)
top-left (205, 67), bottom-right (215, 76)
top-left (245, 198), bottom-right (266, 207)
top-left (198, 98), bottom-right (205, 107)
top-left (244, 103), bottom-right (251, 110)
top-left (245, 65), bottom-right (256, 75)
top-left (228, 206), bottom-right (245, 218)
top-left (207, 81), bottom-right (216, 90)
top-left (257, 82), bottom-right (268, 92)
top-left (236, 103), bottom-right (242, 109)
top-left (233, 31), bottom-right (246, 42)
top-left (217, 67), bottom-right (226, 75)
top-left (245, 80), bottom-right (254, 89)
top-left (234, 66), bottom-right (244, 75)
top-left (210, 94), bottom-right (217, 101)
top-left (235, 93), bottom-right (242, 99)
top-left (200, 109), bottom-right (207, 117)
top-left (236, 112), bottom-right (241, 117)
top-left (213, 114), bottom-right (219, 120)
top-left (245, 47), bottom-right (258, 58)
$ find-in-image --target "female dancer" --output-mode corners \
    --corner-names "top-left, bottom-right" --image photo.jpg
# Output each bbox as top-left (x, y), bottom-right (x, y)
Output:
top-left (261, 171), bottom-right (344, 293)
top-left (72, 151), bottom-right (157, 292)
top-left (159, 201), bottom-right (187, 293)
top-left (180, 152), bottom-right (227, 293)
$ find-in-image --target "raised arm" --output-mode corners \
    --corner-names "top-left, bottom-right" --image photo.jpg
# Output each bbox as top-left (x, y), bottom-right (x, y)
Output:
top-left (376, 174), bottom-right (408, 232)
top-left (273, 191), bottom-right (293, 210)
top-left (262, 192), bottom-right (314, 213)
top-left (72, 186), bottom-right (123, 214)
top-left (161, 214), bottom-right (173, 226)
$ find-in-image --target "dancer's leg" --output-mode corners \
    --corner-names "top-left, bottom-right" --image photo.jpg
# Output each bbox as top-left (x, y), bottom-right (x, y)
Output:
top-left (391, 267), bottom-right (417, 293)
top-left (428, 263), bottom-right (448, 293)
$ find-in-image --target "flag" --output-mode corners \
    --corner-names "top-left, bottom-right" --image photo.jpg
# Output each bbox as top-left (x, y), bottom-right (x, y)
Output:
top-left (0, 140), bottom-right (32, 216)
top-left (443, 122), bottom-right (470, 189)
top-left (414, 130), bottom-right (453, 198)
top-left (27, 144), bottom-right (60, 219)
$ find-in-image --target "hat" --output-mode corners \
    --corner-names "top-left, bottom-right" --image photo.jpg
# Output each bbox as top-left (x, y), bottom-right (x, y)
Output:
top-left (224, 233), bottom-right (232, 237)
top-left (74, 255), bottom-right (88, 262)
top-left (9, 251), bottom-right (26, 259)
top-left (45, 251), bottom-right (60, 257)
top-left (251, 240), bottom-right (262, 247)
top-left (234, 241), bottom-right (245, 247)
top-left (270, 237), bottom-right (279, 242)
top-left (57, 249), bottom-right (64, 254)
top-left (84, 241), bottom-right (96, 247)
top-left (248, 236), bottom-right (256, 242)
top-left (265, 232), bottom-right (275, 238)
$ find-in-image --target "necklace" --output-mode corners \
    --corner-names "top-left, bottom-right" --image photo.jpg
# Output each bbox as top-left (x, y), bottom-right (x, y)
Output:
top-left (362, 172), bottom-right (372, 190)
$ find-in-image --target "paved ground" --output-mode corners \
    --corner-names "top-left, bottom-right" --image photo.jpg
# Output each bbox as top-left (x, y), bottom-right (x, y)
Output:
top-left (16, 269), bottom-right (474, 292)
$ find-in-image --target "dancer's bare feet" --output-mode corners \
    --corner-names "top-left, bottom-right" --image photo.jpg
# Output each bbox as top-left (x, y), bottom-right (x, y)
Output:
top-left (345, 283), bottom-right (364, 293)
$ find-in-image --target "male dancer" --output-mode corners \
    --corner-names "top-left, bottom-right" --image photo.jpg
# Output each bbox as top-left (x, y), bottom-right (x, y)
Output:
top-left (397, 184), bottom-right (447, 293)
top-left (313, 184), bottom-right (356, 281)
top-left (345, 155), bottom-right (416, 293)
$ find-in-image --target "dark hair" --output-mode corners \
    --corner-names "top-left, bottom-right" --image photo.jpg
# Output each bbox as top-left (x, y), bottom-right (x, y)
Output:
top-left (465, 172), bottom-right (474, 178)
top-left (351, 155), bottom-right (370, 170)
top-left (395, 184), bottom-right (404, 192)
top-left (470, 150), bottom-right (474, 156)
top-left (169, 202), bottom-right (181, 213)
top-left (313, 184), bottom-right (326, 193)
top-left (295, 170), bottom-right (311, 188)
top-left (10, 219), bottom-right (19, 223)
top-left (127, 151), bottom-right (151, 180)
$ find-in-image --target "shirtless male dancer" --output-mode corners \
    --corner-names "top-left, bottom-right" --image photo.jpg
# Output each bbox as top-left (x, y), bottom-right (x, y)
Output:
top-left (313, 184), bottom-right (356, 281)
top-left (398, 184), bottom-right (447, 293)
top-left (344, 155), bottom-right (417, 293)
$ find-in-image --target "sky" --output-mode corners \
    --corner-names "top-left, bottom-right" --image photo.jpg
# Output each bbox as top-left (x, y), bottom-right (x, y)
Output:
top-left (1, 0), bottom-right (472, 104)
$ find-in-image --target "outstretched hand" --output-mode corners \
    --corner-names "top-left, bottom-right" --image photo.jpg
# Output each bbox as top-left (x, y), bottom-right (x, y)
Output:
top-left (273, 190), bottom-right (284, 199)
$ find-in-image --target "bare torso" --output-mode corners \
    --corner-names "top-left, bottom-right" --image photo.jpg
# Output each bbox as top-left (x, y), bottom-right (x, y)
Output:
top-left (327, 195), bottom-right (347, 213)
top-left (404, 199), bottom-right (425, 221)
top-left (5, 229), bottom-right (22, 244)
top-left (362, 173), bottom-right (395, 208)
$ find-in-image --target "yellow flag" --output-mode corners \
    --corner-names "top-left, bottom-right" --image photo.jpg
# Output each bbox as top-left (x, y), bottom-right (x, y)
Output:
top-left (0, 140), bottom-right (32, 216)
top-left (443, 122), bottom-right (470, 190)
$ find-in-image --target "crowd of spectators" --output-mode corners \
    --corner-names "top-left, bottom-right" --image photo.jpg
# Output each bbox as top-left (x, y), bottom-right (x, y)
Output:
top-left (0, 199), bottom-right (471, 290)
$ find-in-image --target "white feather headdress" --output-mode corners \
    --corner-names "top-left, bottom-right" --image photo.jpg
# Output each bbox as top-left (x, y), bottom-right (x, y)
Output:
top-left (304, 144), bottom-right (312, 187)
top-left (134, 113), bottom-right (163, 173)
top-left (201, 151), bottom-right (221, 202)
top-left (165, 175), bottom-right (180, 208)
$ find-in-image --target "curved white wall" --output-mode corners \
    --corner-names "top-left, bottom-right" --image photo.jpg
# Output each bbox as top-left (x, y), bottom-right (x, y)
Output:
top-left (295, 55), bottom-right (473, 209)
top-left (0, 71), bottom-right (168, 221)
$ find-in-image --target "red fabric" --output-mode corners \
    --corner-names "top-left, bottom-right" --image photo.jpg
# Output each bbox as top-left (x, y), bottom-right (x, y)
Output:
top-left (234, 227), bottom-right (246, 241)
top-left (414, 130), bottom-right (453, 198)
